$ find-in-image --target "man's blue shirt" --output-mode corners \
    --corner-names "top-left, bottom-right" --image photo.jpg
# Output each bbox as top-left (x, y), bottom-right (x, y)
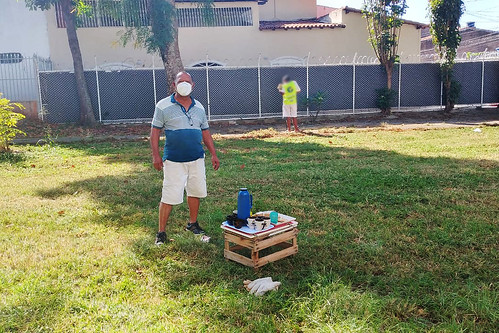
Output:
top-left (151, 95), bottom-right (209, 163)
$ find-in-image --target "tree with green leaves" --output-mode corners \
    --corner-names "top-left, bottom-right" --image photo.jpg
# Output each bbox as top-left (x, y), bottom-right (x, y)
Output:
top-left (363, 0), bottom-right (407, 114)
top-left (429, 0), bottom-right (464, 112)
top-left (108, 0), bottom-right (213, 92)
top-left (25, 0), bottom-right (96, 125)
top-left (0, 93), bottom-right (26, 152)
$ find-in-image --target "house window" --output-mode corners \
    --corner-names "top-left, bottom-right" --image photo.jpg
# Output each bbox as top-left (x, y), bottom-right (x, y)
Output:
top-left (56, 0), bottom-right (148, 28)
top-left (0, 53), bottom-right (23, 64)
top-left (270, 56), bottom-right (306, 66)
top-left (177, 7), bottom-right (253, 27)
top-left (55, 1), bottom-right (252, 28)
top-left (189, 60), bottom-right (224, 68)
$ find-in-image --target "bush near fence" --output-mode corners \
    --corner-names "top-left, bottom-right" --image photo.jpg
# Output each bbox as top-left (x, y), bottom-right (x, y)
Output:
top-left (33, 60), bottom-right (499, 123)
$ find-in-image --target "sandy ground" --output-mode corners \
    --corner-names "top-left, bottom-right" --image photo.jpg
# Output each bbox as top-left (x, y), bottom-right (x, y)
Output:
top-left (212, 106), bottom-right (499, 134)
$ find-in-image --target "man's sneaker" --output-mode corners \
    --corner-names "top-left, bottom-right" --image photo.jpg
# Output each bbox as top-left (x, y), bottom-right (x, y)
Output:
top-left (155, 231), bottom-right (167, 245)
top-left (185, 221), bottom-right (205, 235)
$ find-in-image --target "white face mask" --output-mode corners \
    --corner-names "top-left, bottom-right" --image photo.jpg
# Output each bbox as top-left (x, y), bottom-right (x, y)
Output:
top-left (176, 82), bottom-right (193, 96)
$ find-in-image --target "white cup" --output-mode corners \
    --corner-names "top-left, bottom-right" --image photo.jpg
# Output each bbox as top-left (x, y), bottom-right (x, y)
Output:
top-left (247, 218), bottom-right (256, 230)
top-left (254, 220), bottom-right (269, 231)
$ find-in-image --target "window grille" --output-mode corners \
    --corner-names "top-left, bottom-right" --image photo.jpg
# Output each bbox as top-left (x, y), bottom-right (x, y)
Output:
top-left (177, 7), bottom-right (253, 27)
top-left (0, 53), bottom-right (23, 64)
top-left (55, 1), bottom-right (253, 28)
top-left (190, 61), bottom-right (224, 68)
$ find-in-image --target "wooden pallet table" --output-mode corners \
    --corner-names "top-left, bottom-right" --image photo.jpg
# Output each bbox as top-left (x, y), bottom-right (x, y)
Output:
top-left (223, 223), bottom-right (298, 268)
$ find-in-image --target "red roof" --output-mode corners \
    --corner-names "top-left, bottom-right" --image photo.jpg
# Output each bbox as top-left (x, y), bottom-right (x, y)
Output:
top-left (259, 20), bottom-right (345, 31)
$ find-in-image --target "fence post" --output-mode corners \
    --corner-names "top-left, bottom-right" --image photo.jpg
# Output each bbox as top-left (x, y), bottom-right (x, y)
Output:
top-left (34, 58), bottom-right (44, 122)
top-left (258, 54), bottom-right (262, 118)
top-left (398, 62), bottom-right (402, 111)
top-left (352, 62), bottom-right (356, 114)
top-left (205, 55), bottom-right (211, 121)
top-left (440, 81), bottom-right (443, 111)
top-left (480, 59), bottom-right (485, 107)
top-left (94, 56), bottom-right (102, 123)
top-left (306, 52), bottom-right (310, 116)
top-left (152, 55), bottom-right (157, 105)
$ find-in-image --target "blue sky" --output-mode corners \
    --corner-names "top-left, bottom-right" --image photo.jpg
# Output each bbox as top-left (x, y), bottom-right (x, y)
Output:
top-left (317, 0), bottom-right (499, 31)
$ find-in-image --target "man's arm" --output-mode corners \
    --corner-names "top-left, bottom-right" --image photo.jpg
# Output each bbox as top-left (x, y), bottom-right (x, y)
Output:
top-left (150, 127), bottom-right (163, 171)
top-left (202, 129), bottom-right (220, 171)
top-left (295, 81), bottom-right (301, 93)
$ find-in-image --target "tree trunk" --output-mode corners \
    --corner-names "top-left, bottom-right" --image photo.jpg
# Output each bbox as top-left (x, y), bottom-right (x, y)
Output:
top-left (163, 0), bottom-right (184, 94)
top-left (160, 31), bottom-right (184, 95)
top-left (148, 0), bottom-right (184, 95)
top-left (444, 71), bottom-right (452, 112)
top-left (384, 62), bottom-right (394, 115)
top-left (60, 0), bottom-right (96, 125)
top-left (386, 63), bottom-right (393, 91)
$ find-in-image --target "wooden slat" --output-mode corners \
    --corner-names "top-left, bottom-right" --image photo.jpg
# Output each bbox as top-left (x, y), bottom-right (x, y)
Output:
top-left (274, 242), bottom-right (293, 249)
top-left (254, 245), bottom-right (298, 268)
top-left (254, 229), bottom-right (298, 251)
top-left (251, 248), bottom-right (259, 262)
top-left (224, 232), bottom-right (254, 249)
top-left (224, 250), bottom-right (254, 267)
top-left (221, 226), bottom-right (256, 239)
top-left (256, 225), bottom-right (295, 239)
top-left (229, 245), bottom-right (245, 251)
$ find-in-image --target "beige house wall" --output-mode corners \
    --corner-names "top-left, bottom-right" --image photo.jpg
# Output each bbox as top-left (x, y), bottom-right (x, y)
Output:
top-left (339, 10), bottom-right (422, 62)
top-left (45, 1), bottom-right (260, 69)
top-left (259, 0), bottom-right (317, 21)
top-left (44, 3), bottom-right (422, 70)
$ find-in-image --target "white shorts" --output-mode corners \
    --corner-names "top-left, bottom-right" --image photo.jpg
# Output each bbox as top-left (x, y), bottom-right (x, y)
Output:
top-left (282, 104), bottom-right (298, 118)
top-left (161, 158), bottom-right (207, 205)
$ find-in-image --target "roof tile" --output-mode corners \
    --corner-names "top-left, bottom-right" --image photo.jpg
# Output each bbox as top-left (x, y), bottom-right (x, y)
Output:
top-left (259, 20), bottom-right (345, 31)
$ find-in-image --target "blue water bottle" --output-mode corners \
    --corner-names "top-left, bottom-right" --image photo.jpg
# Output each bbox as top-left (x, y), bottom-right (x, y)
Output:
top-left (237, 188), bottom-right (253, 220)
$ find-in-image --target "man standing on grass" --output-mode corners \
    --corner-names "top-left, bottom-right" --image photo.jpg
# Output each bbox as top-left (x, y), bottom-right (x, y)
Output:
top-left (278, 75), bottom-right (301, 132)
top-left (150, 71), bottom-right (220, 245)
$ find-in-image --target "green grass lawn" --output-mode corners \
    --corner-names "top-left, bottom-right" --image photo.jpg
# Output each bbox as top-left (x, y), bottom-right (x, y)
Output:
top-left (1, 127), bottom-right (498, 332)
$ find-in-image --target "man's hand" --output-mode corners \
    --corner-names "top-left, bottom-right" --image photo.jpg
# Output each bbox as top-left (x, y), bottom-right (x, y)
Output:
top-left (211, 155), bottom-right (220, 171)
top-left (202, 130), bottom-right (219, 171)
top-left (150, 128), bottom-right (163, 171)
top-left (153, 155), bottom-right (163, 171)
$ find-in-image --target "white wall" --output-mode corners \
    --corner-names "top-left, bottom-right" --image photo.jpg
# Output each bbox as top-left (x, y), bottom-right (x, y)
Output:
top-left (0, 0), bottom-right (50, 58)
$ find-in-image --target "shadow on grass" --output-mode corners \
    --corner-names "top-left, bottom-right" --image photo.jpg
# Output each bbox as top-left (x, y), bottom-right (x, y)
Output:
top-left (0, 151), bottom-right (26, 165)
top-left (34, 139), bottom-right (498, 330)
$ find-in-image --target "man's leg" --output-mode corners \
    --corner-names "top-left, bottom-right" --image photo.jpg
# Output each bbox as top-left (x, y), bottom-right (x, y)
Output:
top-left (292, 117), bottom-right (300, 132)
top-left (156, 160), bottom-right (186, 244)
top-left (187, 196), bottom-right (200, 223)
top-left (185, 159), bottom-right (207, 235)
top-left (286, 117), bottom-right (292, 131)
top-left (158, 202), bottom-right (173, 232)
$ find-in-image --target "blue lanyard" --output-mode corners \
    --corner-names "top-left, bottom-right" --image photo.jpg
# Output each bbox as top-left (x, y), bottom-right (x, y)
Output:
top-left (173, 96), bottom-right (194, 126)
top-left (179, 105), bottom-right (194, 126)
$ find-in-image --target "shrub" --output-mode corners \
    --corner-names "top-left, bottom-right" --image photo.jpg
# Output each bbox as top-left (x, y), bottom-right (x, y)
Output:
top-left (300, 91), bottom-right (327, 121)
top-left (0, 93), bottom-right (26, 152)
top-left (375, 88), bottom-right (397, 114)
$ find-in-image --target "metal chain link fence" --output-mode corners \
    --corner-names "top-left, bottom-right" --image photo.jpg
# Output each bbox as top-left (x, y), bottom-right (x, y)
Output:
top-left (20, 57), bottom-right (499, 123)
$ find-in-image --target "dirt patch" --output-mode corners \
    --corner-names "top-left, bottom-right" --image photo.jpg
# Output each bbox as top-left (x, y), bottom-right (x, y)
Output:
top-left (241, 128), bottom-right (280, 139)
top-left (16, 106), bottom-right (498, 141)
